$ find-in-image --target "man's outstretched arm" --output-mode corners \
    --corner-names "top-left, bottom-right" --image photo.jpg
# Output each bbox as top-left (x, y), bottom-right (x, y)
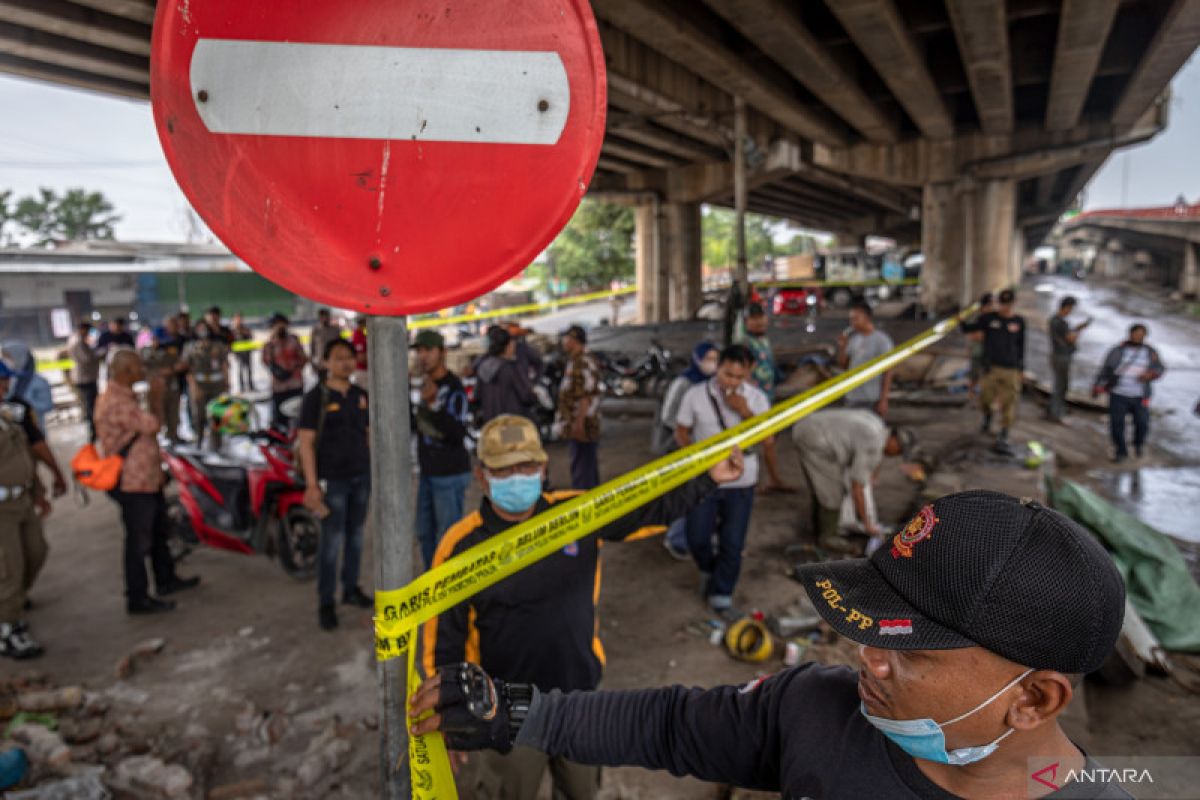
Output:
top-left (411, 662), bottom-right (789, 793)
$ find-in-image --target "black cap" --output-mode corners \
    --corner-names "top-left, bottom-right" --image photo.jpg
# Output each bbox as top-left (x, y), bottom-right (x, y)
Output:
top-left (269, 312), bottom-right (289, 326)
top-left (563, 324), bottom-right (587, 344)
top-left (795, 490), bottom-right (1125, 673)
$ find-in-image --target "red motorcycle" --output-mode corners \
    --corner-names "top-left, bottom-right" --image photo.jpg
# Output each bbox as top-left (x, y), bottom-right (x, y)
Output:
top-left (163, 430), bottom-right (320, 580)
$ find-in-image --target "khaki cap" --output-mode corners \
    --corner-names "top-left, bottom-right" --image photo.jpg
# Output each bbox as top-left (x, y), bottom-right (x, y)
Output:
top-left (477, 415), bottom-right (548, 469)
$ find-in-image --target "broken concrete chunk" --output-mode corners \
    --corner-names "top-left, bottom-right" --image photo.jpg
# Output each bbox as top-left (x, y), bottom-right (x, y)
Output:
top-left (209, 778), bottom-right (269, 800)
top-left (9, 723), bottom-right (71, 770)
top-left (114, 755), bottom-right (193, 798)
top-left (114, 638), bottom-right (167, 679)
top-left (16, 686), bottom-right (83, 712)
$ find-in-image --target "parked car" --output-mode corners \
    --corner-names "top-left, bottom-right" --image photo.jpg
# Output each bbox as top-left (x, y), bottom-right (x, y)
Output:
top-left (771, 286), bottom-right (823, 317)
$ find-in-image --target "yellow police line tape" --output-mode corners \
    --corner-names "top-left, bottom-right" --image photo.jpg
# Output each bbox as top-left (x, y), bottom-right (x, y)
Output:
top-left (756, 277), bottom-right (919, 291)
top-left (373, 302), bottom-right (976, 799)
top-left (408, 286), bottom-right (638, 330)
top-left (34, 288), bottom-right (638, 370)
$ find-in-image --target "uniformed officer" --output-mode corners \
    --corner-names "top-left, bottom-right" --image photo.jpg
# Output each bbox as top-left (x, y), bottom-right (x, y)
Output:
top-left (0, 360), bottom-right (67, 660)
top-left (183, 319), bottom-right (231, 449)
top-left (141, 321), bottom-right (186, 443)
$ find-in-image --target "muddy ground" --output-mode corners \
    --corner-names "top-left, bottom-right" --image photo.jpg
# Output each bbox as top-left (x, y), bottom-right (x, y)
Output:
top-left (8, 279), bottom-right (1200, 798)
top-left (9, 386), bottom-right (1198, 798)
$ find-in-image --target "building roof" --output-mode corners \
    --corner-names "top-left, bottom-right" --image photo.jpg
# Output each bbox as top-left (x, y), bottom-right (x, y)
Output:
top-left (0, 240), bottom-right (252, 274)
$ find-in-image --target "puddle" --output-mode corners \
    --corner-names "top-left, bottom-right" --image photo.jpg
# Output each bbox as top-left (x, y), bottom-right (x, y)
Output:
top-left (1088, 467), bottom-right (1200, 544)
top-left (1089, 466), bottom-right (1200, 577)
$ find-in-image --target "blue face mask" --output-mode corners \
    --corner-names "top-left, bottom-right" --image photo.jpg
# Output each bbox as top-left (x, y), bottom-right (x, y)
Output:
top-left (860, 668), bottom-right (1032, 766)
top-left (487, 473), bottom-right (543, 514)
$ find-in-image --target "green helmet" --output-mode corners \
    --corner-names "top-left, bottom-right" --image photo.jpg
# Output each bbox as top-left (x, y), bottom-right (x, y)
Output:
top-left (206, 394), bottom-right (252, 435)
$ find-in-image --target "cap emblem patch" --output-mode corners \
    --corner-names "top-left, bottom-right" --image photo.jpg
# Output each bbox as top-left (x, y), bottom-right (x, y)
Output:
top-left (891, 505), bottom-right (940, 559)
top-left (879, 619), bottom-right (913, 635)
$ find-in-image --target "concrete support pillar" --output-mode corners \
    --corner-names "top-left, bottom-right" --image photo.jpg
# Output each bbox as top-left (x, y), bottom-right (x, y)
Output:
top-left (920, 183), bottom-right (967, 313)
top-left (664, 202), bottom-right (702, 320)
top-left (635, 201), bottom-right (701, 323)
top-left (633, 201), bottom-right (700, 323)
top-left (635, 203), bottom-right (668, 324)
top-left (1181, 242), bottom-right (1200, 297)
top-left (920, 179), bottom-right (1016, 313)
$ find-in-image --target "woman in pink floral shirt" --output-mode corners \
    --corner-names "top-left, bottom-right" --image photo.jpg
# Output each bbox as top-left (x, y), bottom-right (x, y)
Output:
top-left (93, 350), bottom-right (199, 614)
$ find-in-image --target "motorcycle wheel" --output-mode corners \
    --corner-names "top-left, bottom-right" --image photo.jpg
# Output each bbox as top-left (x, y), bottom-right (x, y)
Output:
top-left (165, 496), bottom-right (197, 563)
top-left (278, 506), bottom-right (320, 581)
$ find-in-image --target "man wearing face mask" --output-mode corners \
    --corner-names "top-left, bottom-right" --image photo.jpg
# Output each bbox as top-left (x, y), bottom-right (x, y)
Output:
top-left (413, 490), bottom-right (1132, 799)
top-left (422, 414), bottom-right (746, 800)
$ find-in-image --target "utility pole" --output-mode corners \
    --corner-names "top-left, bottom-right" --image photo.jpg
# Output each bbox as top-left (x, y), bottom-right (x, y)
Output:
top-left (725, 96), bottom-right (749, 345)
top-left (368, 316), bottom-right (414, 799)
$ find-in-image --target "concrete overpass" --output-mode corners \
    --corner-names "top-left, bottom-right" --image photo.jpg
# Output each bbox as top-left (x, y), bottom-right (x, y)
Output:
top-left (2, 0), bottom-right (1199, 318)
top-left (1060, 201), bottom-right (1200, 295)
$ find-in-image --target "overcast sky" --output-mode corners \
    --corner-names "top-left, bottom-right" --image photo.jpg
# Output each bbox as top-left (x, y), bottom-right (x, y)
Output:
top-left (0, 53), bottom-right (1197, 243)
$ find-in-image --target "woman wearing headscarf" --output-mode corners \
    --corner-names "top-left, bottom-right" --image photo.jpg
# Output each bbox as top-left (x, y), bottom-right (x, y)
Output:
top-left (1, 341), bottom-right (54, 425)
top-left (653, 341), bottom-right (719, 560)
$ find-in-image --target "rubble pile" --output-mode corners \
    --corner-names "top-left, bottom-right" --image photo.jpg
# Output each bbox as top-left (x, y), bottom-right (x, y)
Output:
top-left (0, 638), bottom-right (376, 799)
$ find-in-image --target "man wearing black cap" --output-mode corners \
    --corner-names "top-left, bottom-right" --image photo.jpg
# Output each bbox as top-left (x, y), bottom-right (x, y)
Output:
top-left (412, 490), bottom-right (1132, 799)
top-left (963, 289), bottom-right (1026, 450)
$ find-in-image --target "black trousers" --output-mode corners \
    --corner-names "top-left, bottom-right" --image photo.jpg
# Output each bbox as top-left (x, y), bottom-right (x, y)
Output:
top-left (77, 381), bottom-right (99, 441)
top-left (236, 355), bottom-right (254, 392)
top-left (108, 489), bottom-right (177, 602)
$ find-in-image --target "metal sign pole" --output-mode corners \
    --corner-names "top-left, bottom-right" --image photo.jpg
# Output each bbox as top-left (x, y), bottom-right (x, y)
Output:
top-left (368, 315), bottom-right (414, 799)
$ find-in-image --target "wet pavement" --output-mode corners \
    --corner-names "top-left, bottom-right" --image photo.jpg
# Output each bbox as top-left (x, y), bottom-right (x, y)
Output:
top-left (1019, 273), bottom-right (1200, 463)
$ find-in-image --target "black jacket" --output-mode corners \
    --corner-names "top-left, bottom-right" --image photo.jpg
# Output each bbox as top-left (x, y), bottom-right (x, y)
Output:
top-left (516, 664), bottom-right (1133, 799)
top-left (422, 475), bottom-right (717, 693)
top-left (474, 355), bottom-right (535, 424)
top-left (962, 312), bottom-right (1025, 370)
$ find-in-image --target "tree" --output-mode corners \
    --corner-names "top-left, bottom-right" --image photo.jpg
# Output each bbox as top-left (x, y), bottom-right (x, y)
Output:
top-left (9, 187), bottom-right (121, 246)
top-left (547, 199), bottom-right (636, 289)
top-left (701, 206), bottom-right (783, 270)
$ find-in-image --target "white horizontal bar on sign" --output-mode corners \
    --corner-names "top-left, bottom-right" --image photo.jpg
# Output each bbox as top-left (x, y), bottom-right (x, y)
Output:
top-left (189, 40), bottom-right (571, 145)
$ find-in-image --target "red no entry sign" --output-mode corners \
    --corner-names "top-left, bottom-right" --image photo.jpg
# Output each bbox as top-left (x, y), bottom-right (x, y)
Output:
top-left (150, 0), bottom-right (606, 315)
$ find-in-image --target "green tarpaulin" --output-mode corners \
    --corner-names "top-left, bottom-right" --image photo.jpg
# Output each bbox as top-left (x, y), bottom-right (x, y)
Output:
top-left (1047, 478), bottom-right (1200, 653)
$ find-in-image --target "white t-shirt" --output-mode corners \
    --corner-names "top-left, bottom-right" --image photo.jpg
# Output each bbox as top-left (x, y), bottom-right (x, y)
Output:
top-left (1112, 347), bottom-right (1151, 398)
top-left (676, 379), bottom-right (770, 489)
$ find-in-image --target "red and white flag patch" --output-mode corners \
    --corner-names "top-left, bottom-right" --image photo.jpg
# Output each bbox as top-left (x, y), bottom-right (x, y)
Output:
top-left (879, 619), bottom-right (913, 636)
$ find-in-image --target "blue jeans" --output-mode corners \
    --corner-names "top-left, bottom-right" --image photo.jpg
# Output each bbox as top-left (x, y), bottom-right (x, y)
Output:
top-left (318, 474), bottom-right (371, 608)
top-left (1109, 393), bottom-right (1150, 458)
top-left (416, 471), bottom-right (472, 568)
top-left (685, 487), bottom-right (755, 608)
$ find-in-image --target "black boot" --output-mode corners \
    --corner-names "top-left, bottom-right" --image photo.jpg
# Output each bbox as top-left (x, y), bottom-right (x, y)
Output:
top-left (127, 596), bottom-right (176, 615)
top-left (342, 587), bottom-right (373, 609)
top-left (319, 604), bottom-right (338, 631)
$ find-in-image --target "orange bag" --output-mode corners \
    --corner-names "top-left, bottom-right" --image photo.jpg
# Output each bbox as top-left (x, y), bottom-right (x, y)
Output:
top-left (71, 437), bottom-right (135, 491)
